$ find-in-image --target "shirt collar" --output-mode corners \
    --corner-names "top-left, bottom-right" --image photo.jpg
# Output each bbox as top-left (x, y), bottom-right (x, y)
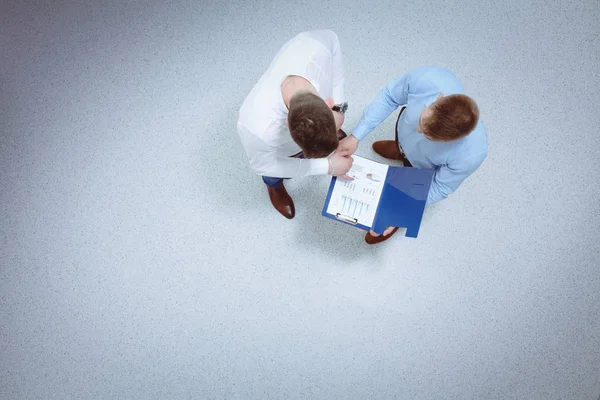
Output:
top-left (278, 75), bottom-right (321, 114)
top-left (424, 92), bottom-right (442, 108)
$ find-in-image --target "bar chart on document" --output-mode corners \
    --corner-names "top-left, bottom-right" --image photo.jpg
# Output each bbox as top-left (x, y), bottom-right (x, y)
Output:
top-left (325, 156), bottom-right (389, 228)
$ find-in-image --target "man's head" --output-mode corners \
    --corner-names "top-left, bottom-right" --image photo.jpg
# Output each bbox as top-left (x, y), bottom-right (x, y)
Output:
top-left (287, 92), bottom-right (338, 158)
top-left (417, 94), bottom-right (479, 141)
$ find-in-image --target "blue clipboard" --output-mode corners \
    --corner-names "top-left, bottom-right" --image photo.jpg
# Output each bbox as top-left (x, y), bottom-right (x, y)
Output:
top-left (322, 162), bottom-right (435, 238)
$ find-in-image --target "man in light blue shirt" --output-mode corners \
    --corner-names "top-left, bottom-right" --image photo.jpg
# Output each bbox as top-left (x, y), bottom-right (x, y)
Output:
top-left (338, 66), bottom-right (488, 244)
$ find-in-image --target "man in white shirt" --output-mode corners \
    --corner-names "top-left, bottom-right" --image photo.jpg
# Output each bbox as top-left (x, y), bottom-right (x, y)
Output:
top-left (237, 30), bottom-right (353, 219)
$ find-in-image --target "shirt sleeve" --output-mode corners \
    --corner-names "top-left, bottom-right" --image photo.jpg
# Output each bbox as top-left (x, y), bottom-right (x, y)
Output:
top-left (352, 73), bottom-right (411, 140)
top-left (329, 32), bottom-right (345, 104)
top-left (254, 152), bottom-right (329, 178)
top-left (308, 30), bottom-right (345, 103)
top-left (238, 123), bottom-right (329, 178)
top-left (427, 151), bottom-right (487, 204)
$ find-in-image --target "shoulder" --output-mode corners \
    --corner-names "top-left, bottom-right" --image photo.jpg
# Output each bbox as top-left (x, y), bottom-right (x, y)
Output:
top-left (303, 30), bottom-right (339, 46)
top-left (284, 30), bottom-right (338, 50)
top-left (404, 66), bottom-right (453, 80)
top-left (408, 66), bottom-right (464, 93)
top-left (469, 120), bottom-right (488, 152)
top-left (239, 98), bottom-right (287, 143)
top-left (450, 121), bottom-right (488, 167)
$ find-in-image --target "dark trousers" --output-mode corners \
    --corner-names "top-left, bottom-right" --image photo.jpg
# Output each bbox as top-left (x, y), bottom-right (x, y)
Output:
top-left (262, 175), bottom-right (285, 188)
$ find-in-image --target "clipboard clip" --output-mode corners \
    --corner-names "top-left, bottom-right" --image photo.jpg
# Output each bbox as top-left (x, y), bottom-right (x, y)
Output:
top-left (336, 213), bottom-right (358, 225)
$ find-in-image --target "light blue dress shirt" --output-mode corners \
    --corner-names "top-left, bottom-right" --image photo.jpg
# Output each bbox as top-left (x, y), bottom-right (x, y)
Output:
top-left (353, 66), bottom-right (488, 204)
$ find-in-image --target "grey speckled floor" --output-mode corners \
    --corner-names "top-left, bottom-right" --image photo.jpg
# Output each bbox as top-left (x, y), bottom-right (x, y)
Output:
top-left (1, 1), bottom-right (599, 399)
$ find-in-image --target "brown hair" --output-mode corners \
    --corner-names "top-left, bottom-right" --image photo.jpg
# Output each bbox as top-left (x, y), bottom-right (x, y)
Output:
top-left (423, 94), bottom-right (479, 141)
top-left (288, 92), bottom-right (338, 158)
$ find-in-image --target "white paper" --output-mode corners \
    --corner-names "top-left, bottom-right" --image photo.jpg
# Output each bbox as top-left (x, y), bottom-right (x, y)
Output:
top-left (325, 156), bottom-right (388, 228)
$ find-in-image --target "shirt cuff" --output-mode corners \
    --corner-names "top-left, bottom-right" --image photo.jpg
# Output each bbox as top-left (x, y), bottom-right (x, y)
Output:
top-left (309, 158), bottom-right (330, 175)
top-left (352, 121), bottom-right (371, 141)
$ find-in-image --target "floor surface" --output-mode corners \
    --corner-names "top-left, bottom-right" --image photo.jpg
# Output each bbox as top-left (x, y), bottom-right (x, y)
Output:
top-left (1, 0), bottom-right (599, 399)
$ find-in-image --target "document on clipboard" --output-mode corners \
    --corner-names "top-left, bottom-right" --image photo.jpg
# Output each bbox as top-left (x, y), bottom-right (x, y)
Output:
top-left (322, 155), bottom-right (435, 238)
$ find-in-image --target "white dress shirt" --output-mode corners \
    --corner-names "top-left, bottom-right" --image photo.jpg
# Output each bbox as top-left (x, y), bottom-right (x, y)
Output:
top-left (237, 30), bottom-right (346, 178)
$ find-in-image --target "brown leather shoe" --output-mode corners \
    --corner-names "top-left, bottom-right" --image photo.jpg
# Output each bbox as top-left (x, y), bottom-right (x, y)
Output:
top-left (365, 227), bottom-right (399, 245)
top-left (372, 140), bottom-right (403, 160)
top-left (267, 184), bottom-right (295, 219)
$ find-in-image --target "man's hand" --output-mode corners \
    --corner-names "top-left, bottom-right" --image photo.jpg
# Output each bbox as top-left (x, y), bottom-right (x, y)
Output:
top-left (328, 152), bottom-right (354, 180)
top-left (337, 134), bottom-right (359, 157)
top-left (369, 226), bottom-right (396, 237)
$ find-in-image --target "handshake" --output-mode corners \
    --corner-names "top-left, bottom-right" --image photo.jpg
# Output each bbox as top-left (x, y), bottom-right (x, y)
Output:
top-left (327, 135), bottom-right (360, 179)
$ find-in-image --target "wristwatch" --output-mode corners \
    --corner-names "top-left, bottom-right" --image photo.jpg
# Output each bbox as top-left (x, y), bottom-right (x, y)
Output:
top-left (332, 102), bottom-right (348, 114)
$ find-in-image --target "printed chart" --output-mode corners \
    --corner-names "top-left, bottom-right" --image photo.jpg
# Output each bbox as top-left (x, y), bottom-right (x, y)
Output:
top-left (326, 156), bottom-right (388, 228)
